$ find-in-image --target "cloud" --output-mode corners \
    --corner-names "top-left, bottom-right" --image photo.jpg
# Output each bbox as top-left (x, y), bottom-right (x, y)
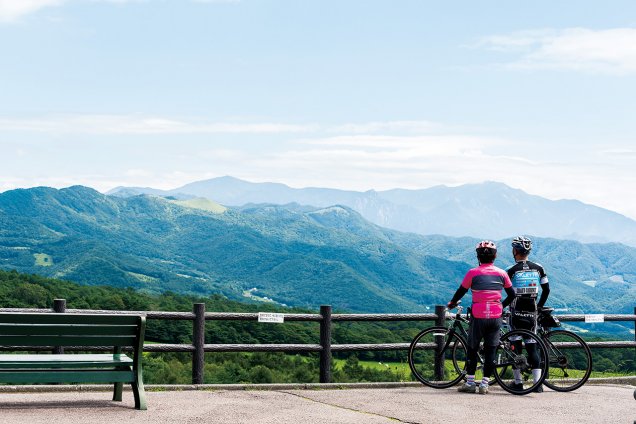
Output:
top-left (601, 148), bottom-right (636, 157)
top-left (477, 28), bottom-right (636, 75)
top-left (93, 0), bottom-right (149, 3)
top-left (0, 115), bottom-right (474, 139)
top-left (0, 114), bottom-right (315, 134)
top-left (331, 120), bottom-right (440, 134)
top-left (124, 169), bottom-right (153, 178)
top-left (192, 0), bottom-right (239, 3)
top-left (241, 133), bottom-right (525, 189)
top-left (0, 0), bottom-right (236, 22)
top-left (0, 0), bottom-right (66, 22)
top-left (302, 134), bottom-right (503, 152)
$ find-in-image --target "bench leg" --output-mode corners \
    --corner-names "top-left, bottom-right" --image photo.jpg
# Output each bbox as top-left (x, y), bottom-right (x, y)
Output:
top-left (112, 347), bottom-right (124, 402)
top-left (131, 379), bottom-right (147, 410)
top-left (113, 382), bottom-right (123, 401)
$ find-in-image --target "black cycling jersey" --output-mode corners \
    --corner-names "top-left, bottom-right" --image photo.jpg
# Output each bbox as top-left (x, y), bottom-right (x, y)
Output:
top-left (507, 260), bottom-right (548, 299)
top-left (505, 260), bottom-right (550, 332)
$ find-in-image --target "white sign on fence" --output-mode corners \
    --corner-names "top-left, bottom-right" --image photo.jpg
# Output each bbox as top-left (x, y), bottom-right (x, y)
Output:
top-left (584, 314), bottom-right (604, 323)
top-left (258, 312), bottom-right (285, 323)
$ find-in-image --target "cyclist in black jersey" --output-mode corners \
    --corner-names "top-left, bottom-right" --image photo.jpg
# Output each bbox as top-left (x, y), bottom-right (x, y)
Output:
top-left (502, 236), bottom-right (550, 393)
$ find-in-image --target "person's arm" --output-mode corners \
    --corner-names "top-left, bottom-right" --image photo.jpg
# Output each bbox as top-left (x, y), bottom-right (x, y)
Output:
top-left (501, 271), bottom-right (515, 308)
top-left (447, 286), bottom-right (468, 308)
top-left (537, 266), bottom-right (550, 308)
top-left (502, 286), bottom-right (516, 308)
top-left (537, 282), bottom-right (550, 308)
top-left (448, 271), bottom-right (473, 308)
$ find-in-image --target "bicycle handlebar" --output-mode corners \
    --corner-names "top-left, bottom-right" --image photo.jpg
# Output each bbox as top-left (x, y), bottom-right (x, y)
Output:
top-left (447, 300), bottom-right (461, 310)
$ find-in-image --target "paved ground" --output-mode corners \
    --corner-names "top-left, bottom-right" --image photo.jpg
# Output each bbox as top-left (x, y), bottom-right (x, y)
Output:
top-left (0, 384), bottom-right (634, 424)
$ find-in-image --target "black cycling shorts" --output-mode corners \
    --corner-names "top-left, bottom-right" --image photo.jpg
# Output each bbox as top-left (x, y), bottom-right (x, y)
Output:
top-left (467, 317), bottom-right (502, 350)
top-left (510, 296), bottom-right (538, 333)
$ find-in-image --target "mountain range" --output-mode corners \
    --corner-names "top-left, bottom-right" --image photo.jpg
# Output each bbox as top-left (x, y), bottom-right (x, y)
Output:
top-left (1, 185), bottom-right (635, 322)
top-left (108, 176), bottom-right (636, 247)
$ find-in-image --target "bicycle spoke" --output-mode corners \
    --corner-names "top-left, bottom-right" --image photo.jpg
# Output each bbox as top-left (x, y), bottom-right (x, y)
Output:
top-left (543, 330), bottom-right (592, 392)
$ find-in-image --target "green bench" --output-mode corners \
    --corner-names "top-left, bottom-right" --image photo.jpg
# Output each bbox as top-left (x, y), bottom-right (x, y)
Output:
top-left (0, 312), bottom-right (147, 410)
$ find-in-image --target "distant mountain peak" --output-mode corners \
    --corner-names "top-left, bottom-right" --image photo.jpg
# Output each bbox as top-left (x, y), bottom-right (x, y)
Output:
top-left (309, 206), bottom-right (351, 216)
top-left (61, 185), bottom-right (102, 196)
top-left (106, 176), bottom-right (636, 246)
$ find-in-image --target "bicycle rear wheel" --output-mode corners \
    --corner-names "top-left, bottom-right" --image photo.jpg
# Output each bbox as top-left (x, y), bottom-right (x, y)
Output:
top-left (493, 329), bottom-right (548, 395)
top-left (408, 326), bottom-right (467, 389)
top-left (543, 330), bottom-right (592, 392)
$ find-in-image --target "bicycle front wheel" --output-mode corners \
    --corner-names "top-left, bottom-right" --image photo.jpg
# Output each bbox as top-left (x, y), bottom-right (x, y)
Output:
top-left (408, 326), bottom-right (467, 389)
top-left (543, 330), bottom-right (592, 392)
top-left (493, 329), bottom-right (548, 395)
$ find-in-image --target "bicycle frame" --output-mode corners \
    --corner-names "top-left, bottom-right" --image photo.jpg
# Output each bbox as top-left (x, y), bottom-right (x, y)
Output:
top-left (437, 308), bottom-right (539, 384)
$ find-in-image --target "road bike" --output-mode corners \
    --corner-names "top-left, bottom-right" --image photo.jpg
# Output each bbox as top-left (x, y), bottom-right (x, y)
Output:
top-left (407, 304), bottom-right (548, 395)
top-left (536, 307), bottom-right (592, 391)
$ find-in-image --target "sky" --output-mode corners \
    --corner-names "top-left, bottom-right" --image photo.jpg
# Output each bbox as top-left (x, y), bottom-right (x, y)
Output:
top-left (1, 0), bottom-right (636, 219)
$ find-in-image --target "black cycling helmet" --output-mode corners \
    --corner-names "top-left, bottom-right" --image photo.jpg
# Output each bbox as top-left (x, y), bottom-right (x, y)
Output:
top-left (476, 240), bottom-right (497, 263)
top-left (511, 236), bottom-right (532, 253)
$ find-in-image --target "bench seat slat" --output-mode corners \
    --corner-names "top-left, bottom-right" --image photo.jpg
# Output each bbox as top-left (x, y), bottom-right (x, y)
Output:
top-left (0, 324), bottom-right (138, 336)
top-left (0, 335), bottom-right (137, 347)
top-left (0, 313), bottom-right (140, 325)
top-left (0, 370), bottom-right (135, 384)
top-left (0, 354), bottom-right (133, 368)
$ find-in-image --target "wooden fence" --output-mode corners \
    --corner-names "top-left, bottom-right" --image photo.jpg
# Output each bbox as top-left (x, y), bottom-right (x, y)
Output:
top-left (1, 300), bottom-right (635, 384)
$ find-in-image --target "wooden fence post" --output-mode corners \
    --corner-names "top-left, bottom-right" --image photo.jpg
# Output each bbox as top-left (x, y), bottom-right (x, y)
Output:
top-left (320, 305), bottom-right (332, 383)
top-left (192, 303), bottom-right (206, 384)
top-left (53, 299), bottom-right (66, 355)
top-left (434, 305), bottom-right (446, 381)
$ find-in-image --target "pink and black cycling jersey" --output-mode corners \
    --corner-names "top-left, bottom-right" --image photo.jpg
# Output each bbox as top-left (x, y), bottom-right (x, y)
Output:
top-left (461, 263), bottom-right (513, 319)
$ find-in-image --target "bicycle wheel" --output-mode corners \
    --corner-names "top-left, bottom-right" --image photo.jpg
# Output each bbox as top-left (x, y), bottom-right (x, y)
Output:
top-left (493, 329), bottom-right (548, 395)
top-left (408, 326), bottom-right (467, 388)
top-left (543, 330), bottom-right (592, 392)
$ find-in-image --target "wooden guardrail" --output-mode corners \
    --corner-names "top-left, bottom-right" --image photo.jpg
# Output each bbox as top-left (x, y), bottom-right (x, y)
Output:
top-left (1, 300), bottom-right (635, 384)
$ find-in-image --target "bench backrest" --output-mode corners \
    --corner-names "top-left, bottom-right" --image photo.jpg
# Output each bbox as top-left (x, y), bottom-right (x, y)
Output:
top-left (0, 313), bottom-right (145, 348)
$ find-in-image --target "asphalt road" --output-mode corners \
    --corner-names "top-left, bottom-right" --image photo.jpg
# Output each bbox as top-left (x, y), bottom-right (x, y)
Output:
top-left (0, 384), bottom-right (634, 424)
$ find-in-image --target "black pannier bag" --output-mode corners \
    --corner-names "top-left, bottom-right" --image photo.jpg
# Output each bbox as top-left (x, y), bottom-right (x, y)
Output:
top-left (538, 307), bottom-right (561, 328)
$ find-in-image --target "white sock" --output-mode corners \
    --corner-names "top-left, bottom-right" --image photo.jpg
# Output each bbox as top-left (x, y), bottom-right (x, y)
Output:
top-left (513, 369), bottom-right (522, 384)
top-left (532, 368), bottom-right (542, 383)
top-left (480, 377), bottom-right (489, 387)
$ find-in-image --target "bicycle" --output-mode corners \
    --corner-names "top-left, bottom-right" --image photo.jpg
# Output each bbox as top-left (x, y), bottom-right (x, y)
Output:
top-left (407, 303), bottom-right (548, 395)
top-left (536, 307), bottom-right (592, 391)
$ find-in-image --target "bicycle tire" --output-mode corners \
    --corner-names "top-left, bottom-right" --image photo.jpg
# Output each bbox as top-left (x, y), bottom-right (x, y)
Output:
top-left (542, 330), bottom-right (592, 392)
top-left (493, 329), bottom-right (548, 395)
top-left (408, 326), bottom-right (467, 389)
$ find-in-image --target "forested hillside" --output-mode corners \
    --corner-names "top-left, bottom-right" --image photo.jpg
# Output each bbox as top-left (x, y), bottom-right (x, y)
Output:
top-left (0, 270), bottom-right (420, 383)
top-left (0, 186), bottom-right (467, 312)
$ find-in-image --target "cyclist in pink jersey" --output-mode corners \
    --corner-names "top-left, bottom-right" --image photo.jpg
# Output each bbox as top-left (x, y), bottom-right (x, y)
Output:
top-left (447, 240), bottom-right (515, 394)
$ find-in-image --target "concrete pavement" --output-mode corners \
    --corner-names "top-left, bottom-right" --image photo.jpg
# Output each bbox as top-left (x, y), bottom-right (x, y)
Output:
top-left (0, 384), bottom-right (634, 424)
